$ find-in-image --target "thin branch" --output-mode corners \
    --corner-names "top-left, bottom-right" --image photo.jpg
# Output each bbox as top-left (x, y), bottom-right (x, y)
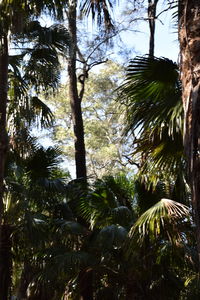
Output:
top-left (156, 4), bottom-right (174, 19)
top-left (88, 59), bottom-right (108, 71)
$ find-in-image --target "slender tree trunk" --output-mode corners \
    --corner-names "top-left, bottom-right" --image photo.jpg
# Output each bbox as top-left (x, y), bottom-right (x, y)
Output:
top-left (67, 0), bottom-right (87, 179)
top-left (0, 34), bottom-right (9, 300)
top-left (148, 0), bottom-right (158, 56)
top-left (178, 0), bottom-right (200, 268)
top-left (67, 2), bottom-right (92, 299)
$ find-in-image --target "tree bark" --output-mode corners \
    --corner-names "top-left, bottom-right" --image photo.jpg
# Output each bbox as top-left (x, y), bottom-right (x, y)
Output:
top-left (0, 225), bottom-right (12, 300)
top-left (178, 0), bottom-right (200, 268)
top-left (148, 0), bottom-right (158, 56)
top-left (0, 34), bottom-right (8, 227)
top-left (67, 0), bottom-right (87, 179)
top-left (0, 35), bottom-right (9, 300)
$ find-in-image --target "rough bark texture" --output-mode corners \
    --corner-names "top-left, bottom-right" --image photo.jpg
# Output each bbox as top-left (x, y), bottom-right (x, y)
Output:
top-left (67, 0), bottom-right (87, 179)
top-left (0, 35), bottom-right (9, 300)
top-left (148, 0), bottom-right (158, 56)
top-left (179, 0), bottom-right (200, 267)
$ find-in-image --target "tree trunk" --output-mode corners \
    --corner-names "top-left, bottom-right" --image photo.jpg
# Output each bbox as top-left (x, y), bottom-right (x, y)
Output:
top-left (67, 0), bottom-right (87, 179)
top-left (0, 34), bottom-right (9, 300)
top-left (0, 34), bottom-right (8, 227)
top-left (78, 269), bottom-right (93, 300)
top-left (148, 0), bottom-right (158, 56)
top-left (0, 225), bottom-right (12, 300)
top-left (67, 2), bottom-right (92, 299)
top-left (178, 0), bottom-right (200, 268)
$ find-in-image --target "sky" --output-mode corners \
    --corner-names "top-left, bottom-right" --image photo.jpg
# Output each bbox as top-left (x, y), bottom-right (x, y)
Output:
top-left (118, 0), bottom-right (179, 62)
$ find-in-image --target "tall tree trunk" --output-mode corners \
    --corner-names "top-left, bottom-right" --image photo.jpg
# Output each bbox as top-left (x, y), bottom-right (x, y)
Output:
top-left (0, 34), bottom-right (8, 227)
top-left (0, 34), bottom-right (9, 300)
top-left (67, 2), bottom-right (91, 299)
top-left (0, 225), bottom-right (12, 300)
top-left (178, 0), bottom-right (200, 268)
top-left (148, 0), bottom-right (158, 56)
top-left (67, 0), bottom-right (87, 179)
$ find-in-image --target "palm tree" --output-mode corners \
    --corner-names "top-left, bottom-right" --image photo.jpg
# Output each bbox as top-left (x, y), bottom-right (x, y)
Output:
top-left (72, 174), bottom-right (194, 299)
top-left (5, 144), bottom-right (69, 299)
top-left (0, 0), bottom-right (69, 214)
top-left (66, 175), bottom-right (133, 299)
top-left (118, 55), bottom-right (184, 188)
top-left (8, 20), bottom-right (70, 144)
top-left (126, 197), bottom-right (193, 299)
top-left (0, 3), bottom-right (70, 298)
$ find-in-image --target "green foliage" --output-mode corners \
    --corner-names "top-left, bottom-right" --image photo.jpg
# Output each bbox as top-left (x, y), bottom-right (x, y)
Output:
top-left (0, 1), bottom-right (197, 299)
top-left (77, 175), bottom-right (134, 229)
top-left (119, 55), bottom-right (184, 186)
top-left (130, 198), bottom-right (190, 242)
top-left (12, 21), bottom-right (70, 92)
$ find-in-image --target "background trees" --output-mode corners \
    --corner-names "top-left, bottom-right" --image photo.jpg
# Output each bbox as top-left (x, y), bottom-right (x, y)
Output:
top-left (49, 61), bottom-right (132, 178)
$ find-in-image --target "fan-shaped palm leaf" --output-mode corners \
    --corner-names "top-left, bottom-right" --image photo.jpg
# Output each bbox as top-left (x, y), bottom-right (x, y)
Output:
top-left (119, 56), bottom-right (183, 184)
top-left (31, 96), bottom-right (54, 127)
top-left (129, 198), bottom-right (190, 243)
top-left (80, 0), bottom-right (115, 30)
top-left (53, 220), bottom-right (86, 235)
top-left (13, 22), bottom-right (70, 91)
top-left (96, 224), bottom-right (127, 251)
top-left (26, 146), bottom-right (63, 181)
top-left (19, 21), bottom-right (70, 53)
top-left (120, 55), bottom-right (182, 137)
top-left (78, 176), bottom-right (133, 229)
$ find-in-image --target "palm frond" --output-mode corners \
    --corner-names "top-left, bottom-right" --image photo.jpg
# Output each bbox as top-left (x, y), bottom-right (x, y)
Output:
top-left (183, 273), bottom-right (200, 299)
top-left (134, 127), bottom-right (184, 186)
top-left (96, 224), bottom-right (127, 251)
top-left (53, 219), bottom-right (86, 235)
top-left (31, 96), bottom-right (54, 127)
top-left (80, 0), bottom-right (115, 31)
top-left (120, 55), bottom-right (182, 136)
top-left (78, 176), bottom-right (133, 229)
top-left (129, 198), bottom-right (190, 243)
top-left (26, 146), bottom-right (62, 181)
top-left (43, 250), bottom-right (97, 274)
top-left (118, 55), bottom-right (183, 183)
top-left (15, 22), bottom-right (70, 92)
top-left (18, 21), bottom-right (70, 54)
top-left (23, 47), bottom-right (60, 91)
top-left (38, 177), bottom-right (66, 193)
top-left (8, 54), bottom-right (28, 99)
